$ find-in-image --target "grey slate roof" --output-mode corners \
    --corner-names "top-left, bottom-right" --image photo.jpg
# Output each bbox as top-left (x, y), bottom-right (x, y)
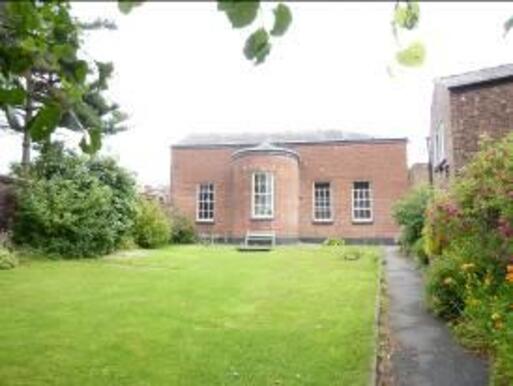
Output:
top-left (231, 141), bottom-right (300, 160)
top-left (437, 63), bottom-right (513, 89)
top-left (174, 129), bottom-right (405, 147)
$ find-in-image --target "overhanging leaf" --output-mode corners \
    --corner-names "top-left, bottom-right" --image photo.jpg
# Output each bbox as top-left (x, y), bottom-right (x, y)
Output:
top-left (60, 59), bottom-right (89, 84)
top-left (218, 0), bottom-right (260, 29)
top-left (28, 103), bottom-right (62, 141)
top-left (118, 1), bottom-right (144, 15)
top-left (74, 60), bottom-right (88, 83)
top-left (0, 87), bottom-right (26, 106)
top-left (396, 41), bottom-right (425, 67)
top-left (270, 3), bottom-right (292, 37)
top-left (394, 1), bottom-right (420, 30)
top-left (80, 127), bottom-right (102, 155)
top-left (504, 15), bottom-right (513, 37)
top-left (243, 28), bottom-right (271, 65)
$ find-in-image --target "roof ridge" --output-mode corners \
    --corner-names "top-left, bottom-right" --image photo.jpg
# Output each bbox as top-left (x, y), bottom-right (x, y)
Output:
top-left (436, 63), bottom-right (513, 88)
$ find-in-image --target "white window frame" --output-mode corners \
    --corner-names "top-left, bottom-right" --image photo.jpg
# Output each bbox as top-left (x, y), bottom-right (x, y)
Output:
top-left (352, 181), bottom-right (373, 223)
top-left (312, 182), bottom-right (333, 222)
top-left (251, 172), bottom-right (274, 219)
top-left (433, 122), bottom-right (446, 165)
top-left (196, 182), bottom-right (214, 223)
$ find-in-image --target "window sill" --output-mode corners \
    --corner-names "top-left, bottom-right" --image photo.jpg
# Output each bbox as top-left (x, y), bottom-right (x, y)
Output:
top-left (352, 220), bottom-right (373, 225)
top-left (312, 219), bottom-right (334, 224)
top-left (251, 217), bottom-right (274, 221)
top-left (196, 220), bottom-right (215, 224)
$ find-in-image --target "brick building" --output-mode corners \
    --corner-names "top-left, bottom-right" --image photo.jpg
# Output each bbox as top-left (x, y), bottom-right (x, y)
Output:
top-left (429, 64), bottom-right (513, 187)
top-left (408, 162), bottom-right (429, 188)
top-left (170, 130), bottom-right (408, 244)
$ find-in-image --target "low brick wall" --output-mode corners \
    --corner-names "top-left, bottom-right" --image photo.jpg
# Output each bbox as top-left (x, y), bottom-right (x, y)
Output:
top-left (0, 176), bottom-right (16, 232)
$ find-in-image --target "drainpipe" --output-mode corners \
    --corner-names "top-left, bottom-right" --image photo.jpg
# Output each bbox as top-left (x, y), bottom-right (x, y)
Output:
top-left (426, 136), bottom-right (433, 185)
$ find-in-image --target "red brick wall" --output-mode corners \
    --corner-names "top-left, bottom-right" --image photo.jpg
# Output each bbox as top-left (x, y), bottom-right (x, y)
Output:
top-left (170, 147), bottom-right (234, 238)
top-left (450, 80), bottom-right (513, 172)
top-left (292, 142), bottom-right (408, 240)
top-left (170, 141), bottom-right (408, 241)
top-left (231, 153), bottom-right (299, 239)
top-left (431, 79), bottom-right (513, 188)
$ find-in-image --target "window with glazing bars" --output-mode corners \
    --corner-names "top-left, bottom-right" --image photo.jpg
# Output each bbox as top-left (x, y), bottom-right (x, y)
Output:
top-left (313, 182), bottom-right (332, 221)
top-left (197, 183), bottom-right (214, 221)
top-left (352, 181), bottom-right (372, 222)
top-left (252, 172), bottom-right (273, 218)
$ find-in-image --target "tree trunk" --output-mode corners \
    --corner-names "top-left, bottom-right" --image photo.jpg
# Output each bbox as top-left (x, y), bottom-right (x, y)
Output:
top-left (21, 129), bottom-right (31, 167)
top-left (21, 73), bottom-right (33, 171)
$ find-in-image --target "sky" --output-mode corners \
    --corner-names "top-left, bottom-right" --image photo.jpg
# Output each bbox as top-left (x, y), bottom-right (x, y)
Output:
top-left (1, 2), bottom-right (513, 186)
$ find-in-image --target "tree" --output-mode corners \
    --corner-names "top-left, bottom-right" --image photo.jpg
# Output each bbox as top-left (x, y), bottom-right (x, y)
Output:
top-left (0, 1), bottom-right (126, 170)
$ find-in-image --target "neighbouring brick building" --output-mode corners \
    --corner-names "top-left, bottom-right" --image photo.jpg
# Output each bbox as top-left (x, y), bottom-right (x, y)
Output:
top-left (170, 130), bottom-right (408, 244)
top-left (408, 162), bottom-right (429, 188)
top-left (429, 63), bottom-right (513, 187)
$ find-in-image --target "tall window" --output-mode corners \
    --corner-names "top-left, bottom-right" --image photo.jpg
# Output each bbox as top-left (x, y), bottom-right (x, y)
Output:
top-left (252, 172), bottom-right (274, 219)
top-left (313, 182), bottom-right (332, 221)
top-left (433, 123), bottom-right (445, 165)
top-left (352, 181), bottom-right (372, 222)
top-left (197, 183), bottom-right (214, 222)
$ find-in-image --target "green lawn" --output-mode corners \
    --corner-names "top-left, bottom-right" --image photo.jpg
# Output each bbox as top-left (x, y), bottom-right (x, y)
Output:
top-left (0, 245), bottom-right (380, 386)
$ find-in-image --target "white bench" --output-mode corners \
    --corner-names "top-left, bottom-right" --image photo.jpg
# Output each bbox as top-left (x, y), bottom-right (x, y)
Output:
top-left (238, 231), bottom-right (275, 251)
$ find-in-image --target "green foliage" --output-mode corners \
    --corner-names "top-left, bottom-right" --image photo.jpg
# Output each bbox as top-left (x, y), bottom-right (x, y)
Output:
top-left (216, 0), bottom-right (292, 65)
top-left (426, 253), bottom-right (467, 320)
top-left (27, 103), bottom-right (62, 141)
top-left (217, 0), bottom-right (260, 29)
top-left (170, 211), bottom-right (197, 244)
top-left (391, 1), bottom-right (424, 69)
top-left (12, 144), bottom-right (137, 258)
top-left (504, 15), bottom-right (513, 36)
top-left (0, 247), bottom-right (18, 270)
top-left (423, 133), bottom-right (513, 384)
top-left (395, 41), bottom-right (425, 67)
top-left (79, 127), bottom-right (102, 155)
top-left (392, 185), bottom-right (432, 257)
top-left (244, 28), bottom-right (271, 64)
top-left (323, 237), bottom-right (346, 247)
top-left (0, 86), bottom-right (25, 105)
top-left (133, 198), bottom-right (171, 249)
top-left (412, 236), bottom-right (428, 265)
top-left (270, 3), bottom-right (292, 37)
top-left (118, 1), bottom-right (145, 15)
top-left (0, 1), bottom-right (125, 162)
top-left (394, 1), bottom-right (420, 30)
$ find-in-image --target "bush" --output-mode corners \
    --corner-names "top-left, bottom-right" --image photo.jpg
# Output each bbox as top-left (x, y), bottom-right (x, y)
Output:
top-left (392, 185), bottom-right (432, 256)
top-left (425, 253), bottom-right (467, 320)
top-left (323, 237), bottom-right (345, 247)
top-left (12, 144), bottom-right (137, 258)
top-left (133, 198), bottom-right (170, 248)
top-left (412, 236), bottom-right (429, 266)
top-left (170, 211), bottom-right (197, 244)
top-left (0, 247), bottom-right (18, 270)
top-left (423, 133), bottom-right (513, 384)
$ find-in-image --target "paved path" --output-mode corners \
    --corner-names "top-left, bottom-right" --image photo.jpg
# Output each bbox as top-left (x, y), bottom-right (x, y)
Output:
top-left (383, 247), bottom-right (488, 386)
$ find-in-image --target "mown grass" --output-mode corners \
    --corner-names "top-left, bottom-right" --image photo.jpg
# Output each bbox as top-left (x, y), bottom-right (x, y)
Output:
top-left (0, 245), bottom-right (380, 386)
